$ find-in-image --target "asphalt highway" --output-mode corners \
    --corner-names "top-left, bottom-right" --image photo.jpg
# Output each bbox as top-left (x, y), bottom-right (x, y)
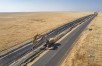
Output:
top-left (32, 14), bottom-right (97, 66)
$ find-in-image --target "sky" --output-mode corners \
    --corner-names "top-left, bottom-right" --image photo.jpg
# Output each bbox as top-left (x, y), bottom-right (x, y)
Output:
top-left (0, 0), bottom-right (101, 12)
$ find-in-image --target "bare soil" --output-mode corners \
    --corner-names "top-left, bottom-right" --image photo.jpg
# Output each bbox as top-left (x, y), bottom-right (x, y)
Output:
top-left (61, 12), bottom-right (102, 66)
top-left (0, 12), bottom-right (92, 52)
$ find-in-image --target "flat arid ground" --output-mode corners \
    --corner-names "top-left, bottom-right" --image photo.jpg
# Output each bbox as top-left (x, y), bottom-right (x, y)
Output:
top-left (61, 12), bottom-right (102, 66)
top-left (0, 12), bottom-right (91, 52)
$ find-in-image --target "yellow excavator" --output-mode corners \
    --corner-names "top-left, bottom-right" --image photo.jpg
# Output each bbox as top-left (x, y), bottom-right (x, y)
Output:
top-left (32, 34), bottom-right (55, 48)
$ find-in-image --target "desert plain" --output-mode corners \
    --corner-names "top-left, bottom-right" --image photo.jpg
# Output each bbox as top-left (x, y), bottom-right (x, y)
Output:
top-left (0, 12), bottom-right (91, 52)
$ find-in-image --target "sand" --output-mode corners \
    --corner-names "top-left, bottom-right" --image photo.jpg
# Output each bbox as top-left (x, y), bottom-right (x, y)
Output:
top-left (0, 12), bottom-right (92, 52)
top-left (61, 12), bottom-right (102, 66)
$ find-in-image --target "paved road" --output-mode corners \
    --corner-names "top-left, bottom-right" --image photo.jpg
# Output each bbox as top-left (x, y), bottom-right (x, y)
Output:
top-left (32, 14), bottom-right (97, 66)
top-left (0, 14), bottom-right (96, 66)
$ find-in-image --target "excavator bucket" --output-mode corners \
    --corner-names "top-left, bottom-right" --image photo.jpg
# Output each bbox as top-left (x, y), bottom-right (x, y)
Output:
top-left (32, 34), bottom-right (41, 44)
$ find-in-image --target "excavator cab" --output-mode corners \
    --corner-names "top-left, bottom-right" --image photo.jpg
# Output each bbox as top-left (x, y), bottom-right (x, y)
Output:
top-left (44, 38), bottom-right (55, 48)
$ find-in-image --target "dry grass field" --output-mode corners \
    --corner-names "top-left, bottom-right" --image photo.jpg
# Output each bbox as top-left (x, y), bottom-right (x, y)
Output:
top-left (0, 12), bottom-right (92, 52)
top-left (61, 13), bottom-right (102, 66)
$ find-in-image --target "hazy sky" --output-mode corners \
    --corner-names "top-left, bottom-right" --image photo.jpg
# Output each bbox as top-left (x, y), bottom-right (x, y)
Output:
top-left (0, 0), bottom-right (101, 12)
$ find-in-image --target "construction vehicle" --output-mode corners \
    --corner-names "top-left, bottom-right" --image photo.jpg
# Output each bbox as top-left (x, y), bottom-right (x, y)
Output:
top-left (32, 34), bottom-right (55, 49)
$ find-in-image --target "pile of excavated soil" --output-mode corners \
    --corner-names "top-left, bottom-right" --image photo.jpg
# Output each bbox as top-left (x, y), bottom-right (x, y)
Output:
top-left (0, 12), bottom-right (92, 52)
top-left (61, 13), bottom-right (102, 66)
